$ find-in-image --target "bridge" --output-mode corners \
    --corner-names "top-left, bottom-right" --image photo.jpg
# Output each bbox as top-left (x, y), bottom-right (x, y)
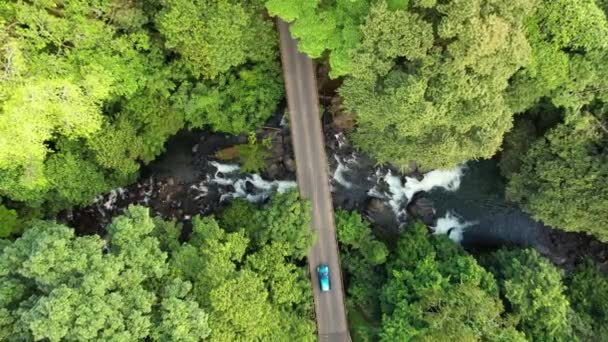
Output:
top-left (276, 19), bottom-right (351, 342)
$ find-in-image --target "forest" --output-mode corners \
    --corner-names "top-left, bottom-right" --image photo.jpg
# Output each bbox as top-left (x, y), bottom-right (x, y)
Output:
top-left (1, 0), bottom-right (608, 341)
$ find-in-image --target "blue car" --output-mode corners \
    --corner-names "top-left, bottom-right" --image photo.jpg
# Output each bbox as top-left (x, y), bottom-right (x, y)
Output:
top-left (317, 264), bottom-right (331, 292)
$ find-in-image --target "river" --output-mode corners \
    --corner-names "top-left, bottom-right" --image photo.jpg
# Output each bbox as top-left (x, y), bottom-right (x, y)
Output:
top-left (65, 120), bottom-right (608, 270)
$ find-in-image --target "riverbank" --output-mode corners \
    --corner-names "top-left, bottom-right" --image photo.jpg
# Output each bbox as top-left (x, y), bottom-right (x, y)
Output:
top-left (64, 96), bottom-right (608, 273)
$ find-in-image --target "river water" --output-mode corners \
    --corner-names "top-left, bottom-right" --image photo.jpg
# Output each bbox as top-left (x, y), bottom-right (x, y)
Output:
top-left (328, 145), bottom-right (548, 245)
top-left (68, 123), bottom-right (607, 269)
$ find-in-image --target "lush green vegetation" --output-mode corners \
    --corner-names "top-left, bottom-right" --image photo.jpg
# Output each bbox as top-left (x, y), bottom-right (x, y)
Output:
top-left (216, 133), bottom-right (273, 173)
top-left (2, 0), bottom-right (608, 340)
top-left (0, 0), bottom-right (283, 213)
top-left (271, 0), bottom-right (608, 240)
top-left (337, 212), bottom-right (608, 341)
top-left (0, 191), bottom-right (315, 341)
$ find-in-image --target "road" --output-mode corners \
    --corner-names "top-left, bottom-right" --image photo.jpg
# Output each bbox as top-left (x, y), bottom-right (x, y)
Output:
top-left (276, 19), bottom-right (351, 342)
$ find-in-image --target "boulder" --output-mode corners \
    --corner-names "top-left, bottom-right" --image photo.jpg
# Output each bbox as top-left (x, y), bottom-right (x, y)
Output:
top-left (245, 181), bottom-right (255, 194)
top-left (364, 197), bottom-right (400, 228)
top-left (284, 157), bottom-right (297, 173)
top-left (265, 164), bottom-right (281, 179)
top-left (407, 196), bottom-right (435, 226)
top-left (367, 197), bottom-right (386, 213)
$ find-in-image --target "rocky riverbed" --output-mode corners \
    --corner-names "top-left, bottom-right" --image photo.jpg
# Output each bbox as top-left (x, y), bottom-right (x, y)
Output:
top-left (65, 103), bottom-right (608, 272)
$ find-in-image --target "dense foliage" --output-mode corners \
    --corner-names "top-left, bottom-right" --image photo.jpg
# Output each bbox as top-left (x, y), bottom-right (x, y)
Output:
top-left (497, 0), bottom-right (608, 240)
top-left (271, 0), bottom-right (608, 239)
top-left (566, 260), bottom-right (608, 339)
top-left (338, 212), bottom-right (608, 341)
top-left (0, 192), bottom-right (315, 341)
top-left (270, 0), bottom-right (537, 169)
top-left (269, 0), bottom-right (608, 171)
top-left (379, 223), bottom-right (524, 341)
top-left (505, 107), bottom-right (608, 240)
top-left (0, 0), bottom-right (283, 212)
top-left (482, 249), bottom-right (574, 341)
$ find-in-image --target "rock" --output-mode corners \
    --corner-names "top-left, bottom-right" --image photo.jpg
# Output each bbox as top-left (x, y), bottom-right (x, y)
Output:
top-left (364, 197), bottom-right (399, 229)
top-left (191, 144), bottom-right (199, 153)
top-left (407, 196), bottom-right (435, 226)
top-left (411, 170), bottom-right (425, 181)
top-left (265, 164), bottom-right (280, 179)
top-left (166, 177), bottom-right (175, 186)
top-left (366, 197), bottom-right (386, 213)
top-left (245, 181), bottom-right (255, 194)
top-left (327, 138), bottom-right (337, 151)
top-left (284, 157), bottom-right (296, 173)
top-left (271, 137), bottom-right (285, 159)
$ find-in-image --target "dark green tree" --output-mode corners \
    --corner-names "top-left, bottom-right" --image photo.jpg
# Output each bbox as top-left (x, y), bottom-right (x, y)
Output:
top-left (339, 0), bottom-right (535, 169)
top-left (379, 222), bottom-right (523, 341)
top-left (0, 192), bottom-right (316, 341)
top-left (566, 260), bottom-right (608, 340)
top-left (0, 206), bottom-right (209, 341)
top-left (482, 248), bottom-right (574, 341)
top-left (506, 106), bottom-right (608, 241)
top-left (506, 0), bottom-right (608, 112)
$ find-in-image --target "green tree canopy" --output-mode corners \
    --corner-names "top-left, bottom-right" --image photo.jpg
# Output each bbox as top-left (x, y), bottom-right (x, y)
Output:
top-left (266, 0), bottom-right (370, 78)
top-left (482, 248), bottom-right (574, 341)
top-left (339, 0), bottom-right (535, 169)
top-left (0, 206), bottom-right (207, 341)
top-left (0, 192), bottom-right (315, 341)
top-left (506, 0), bottom-right (608, 112)
top-left (379, 222), bottom-right (523, 341)
top-left (566, 260), bottom-right (608, 340)
top-left (0, 0), bottom-right (283, 211)
top-left (506, 105), bottom-right (608, 241)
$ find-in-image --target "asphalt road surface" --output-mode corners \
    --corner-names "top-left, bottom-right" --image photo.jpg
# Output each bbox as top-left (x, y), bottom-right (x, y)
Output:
top-left (277, 19), bottom-right (351, 342)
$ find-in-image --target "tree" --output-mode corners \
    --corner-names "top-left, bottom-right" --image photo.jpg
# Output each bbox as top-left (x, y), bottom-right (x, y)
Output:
top-left (506, 107), bottom-right (608, 241)
top-left (566, 260), bottom-right (608, 340)
top-left (482, 248), bottom-right (574, 341)
top-left (336, 210), bottom-right (387, 265)
top-left (339, 1), bottom-right (535, 169)
top-left (501, 1), bottom-right (608, 240)
top-left (160, 0), bottom-right (284, 135)
top-left (498, 117), bottom-right (538, 178)
top-left (379, 222), bottom-right (523, 341)
top-left (0, 0), bottom-right (284, 212)
top-left (267, 0), bottom-right (370, 78)
top-left (336, 210), bottom-right (388, 326)
top-left (506, 0), bottom-right (608, 112)
top-left (0, 0), bottom-right (177, 209)
top-left (0, 207), bottom-right (205, 341)
top-left (169, 191), bottom-right (315, 341)
top-left (221, 191), bottom-right (313, 257)
top-left (0, 203), bottom-right (19, 239)
top-left (0, 191), bottom-right (316, 341)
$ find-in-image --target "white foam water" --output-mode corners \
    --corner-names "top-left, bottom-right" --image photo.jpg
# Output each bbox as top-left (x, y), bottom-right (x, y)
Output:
top-left (332, 155), bottom-right (353, 189)
top-left (335, 133), bottom-right (348, 148)
top-left (432, 211), bottom-right (476, 243)
top-left (209, 161), bottom-right (240, 186)
top-left (209, 162), bottom-right (297, 203)
top-left (383, 165), bottom-right (464, 218)
top-left (210, 161), bottom-right (240, 174)
top-left (280, 114), bottom-right (288, 128)
top-left (231, 175), bottom-right (297, 202)
top-left (102, 187), bottom-right (126, 210)
top-left (190, 182), bottom-right (209, 200)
